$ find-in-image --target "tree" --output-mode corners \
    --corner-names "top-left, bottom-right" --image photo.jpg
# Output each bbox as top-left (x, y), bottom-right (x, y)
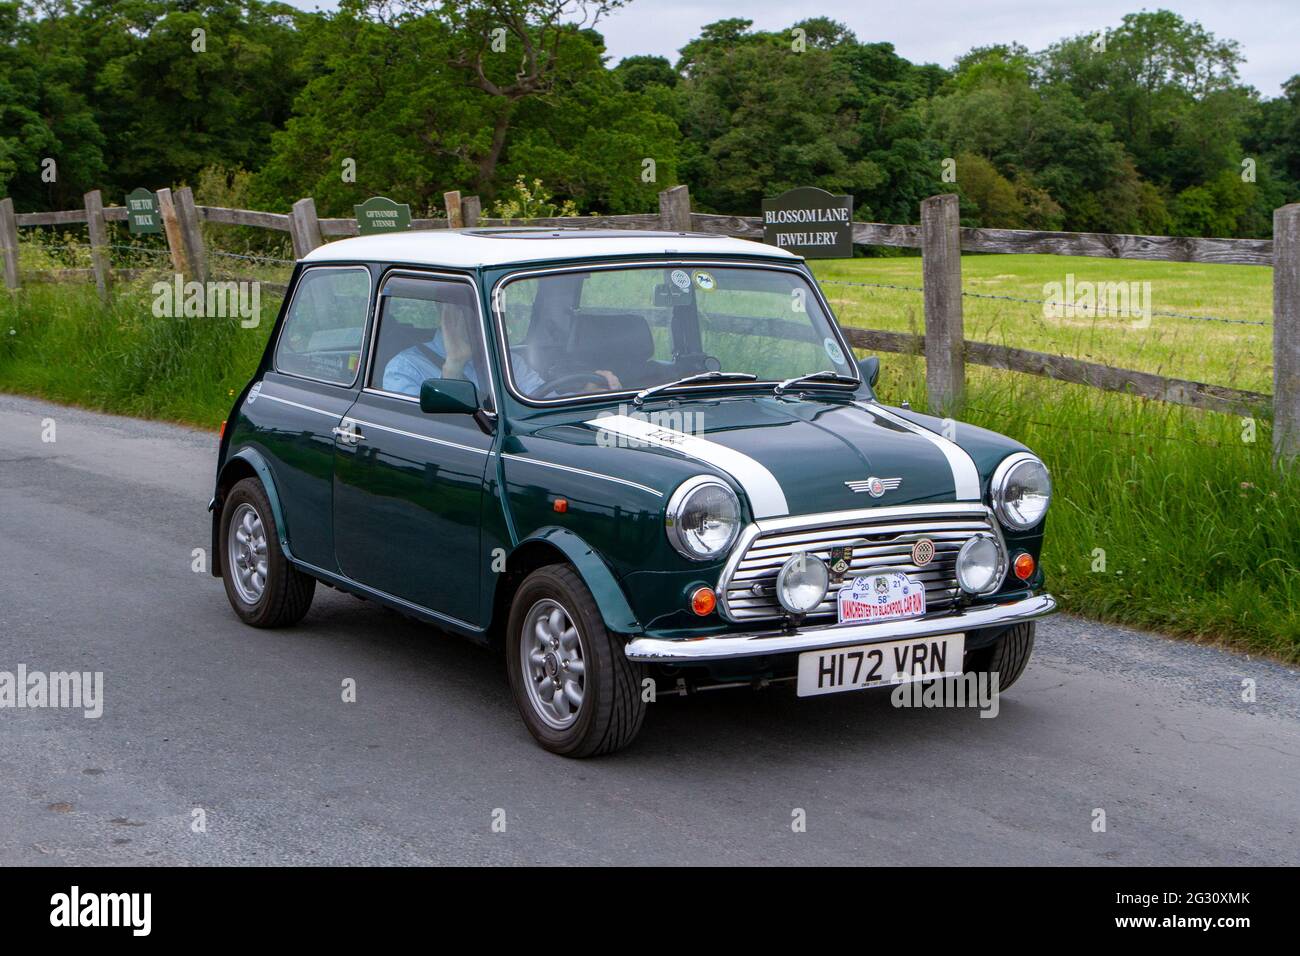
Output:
top-left (254, 0), bottom-right (674, 215)
top-left (676, 19), bottom-right (882, 214)
top-left (0, 1), bottom-right (105, 208)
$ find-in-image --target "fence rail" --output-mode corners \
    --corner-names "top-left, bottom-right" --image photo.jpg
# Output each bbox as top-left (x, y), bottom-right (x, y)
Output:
top-left (1, 184), bottom-right (1296, 466)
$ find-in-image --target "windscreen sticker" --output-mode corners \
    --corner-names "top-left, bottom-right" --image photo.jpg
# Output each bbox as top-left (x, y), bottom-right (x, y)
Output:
top-left (693, 271), bottom-right (716, 291)
top-left (824, 337), bottom-right (846, 365)
top-left (670, 269), bottom-right (692, 292)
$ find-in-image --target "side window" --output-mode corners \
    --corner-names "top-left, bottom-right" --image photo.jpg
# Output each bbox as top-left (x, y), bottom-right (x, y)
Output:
top-left (274, 268), bottom-right (371, 386)
top-left (369, 275), bottom-right (487, 400)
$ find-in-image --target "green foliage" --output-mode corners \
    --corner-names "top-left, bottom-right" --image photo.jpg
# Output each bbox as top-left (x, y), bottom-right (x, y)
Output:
top-left (490, 177), bottom-right (579, 219)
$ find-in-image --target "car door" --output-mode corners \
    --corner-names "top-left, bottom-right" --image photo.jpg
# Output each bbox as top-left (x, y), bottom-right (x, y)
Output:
top-left (332, 271), bottom-right (495, 628)
top-left (250, 264), bottom-right (373, 571)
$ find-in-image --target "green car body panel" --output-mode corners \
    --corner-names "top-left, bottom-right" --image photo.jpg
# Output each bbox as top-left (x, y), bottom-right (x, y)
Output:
top-left (211, 240), bottom-right (1051, 673)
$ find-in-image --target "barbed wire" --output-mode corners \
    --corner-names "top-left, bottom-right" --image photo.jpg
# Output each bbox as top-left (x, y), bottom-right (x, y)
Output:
top-left (819, 278), bottom-right (1270, 327)
top-left (207, 250), bottom-right (294, 265)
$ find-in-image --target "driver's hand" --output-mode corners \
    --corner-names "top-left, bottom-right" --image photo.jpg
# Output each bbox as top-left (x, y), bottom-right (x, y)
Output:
top-left (441, 309), bottom-right (474, 380)
top-left (593, 370), bottom-right (622, 390)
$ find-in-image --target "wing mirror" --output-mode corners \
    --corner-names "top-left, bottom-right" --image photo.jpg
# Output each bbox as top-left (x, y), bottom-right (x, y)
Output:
top-left (857, 355), bottom-right (880, 389)
top-left (420, 378), bottom-right (479, 415)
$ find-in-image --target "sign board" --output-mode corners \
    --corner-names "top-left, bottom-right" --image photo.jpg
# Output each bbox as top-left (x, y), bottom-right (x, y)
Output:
top-left (354, 196), bottom-right (412, 236)
top-left (761, 186), bottom-right (854, 259)
top-left (125, 187), bottom-right (162, 235)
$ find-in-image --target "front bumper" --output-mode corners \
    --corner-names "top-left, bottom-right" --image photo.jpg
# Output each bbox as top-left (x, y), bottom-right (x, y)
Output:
top-left (624, 593), bottom-right (1056, 663)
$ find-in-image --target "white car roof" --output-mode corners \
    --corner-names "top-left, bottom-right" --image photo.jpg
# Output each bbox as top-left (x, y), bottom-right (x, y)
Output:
top-left (300, 227), bottom-right (801, 268)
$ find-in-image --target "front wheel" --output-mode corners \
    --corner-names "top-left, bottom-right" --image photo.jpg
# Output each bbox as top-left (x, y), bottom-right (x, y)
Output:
top-left (219, 477), bottom-right (316, 628)
top-left (506, 565), bottom-right (647, 757)
top-left (964, 622), bottom-right (1035, 690)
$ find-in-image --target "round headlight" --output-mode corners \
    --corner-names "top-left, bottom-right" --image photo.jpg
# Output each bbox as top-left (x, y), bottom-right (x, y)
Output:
top-left (956, 534), bottom-right (1003, 594)
top-left (991, 454), bottom-right (1052, 530)
top-left (776, 553), bottom-right (829, 615)
top-left (665, 477), bottom-right (741, 560)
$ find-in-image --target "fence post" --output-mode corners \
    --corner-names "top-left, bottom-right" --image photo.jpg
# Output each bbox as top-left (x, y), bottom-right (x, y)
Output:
top-left (658, 185), bottom-right (691, 232)
top-left (921, 193), bottom-right (965, 416)
top-left (155, 188), bottom-right (187, 276)
top-left (444, 190), bottom-right (463, 229)
top-left (84, 190), bottom-right (112, 302)
top-left (173, 186), bottom-right (207, 283)
top-left (0, 197), bottom-right (19, 291)
top-left (1275, 203), bottom-right (1300, 467)
top-left (290, 197), bottom-right (323, 258)
top-left (462, 195), bottom-right (481, 228)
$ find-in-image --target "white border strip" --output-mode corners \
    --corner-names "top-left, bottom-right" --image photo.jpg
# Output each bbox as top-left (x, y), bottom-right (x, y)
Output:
top-left (856, 402), bottom-right (982, 501)
top-left (587, 414), bottom-right (788, 517)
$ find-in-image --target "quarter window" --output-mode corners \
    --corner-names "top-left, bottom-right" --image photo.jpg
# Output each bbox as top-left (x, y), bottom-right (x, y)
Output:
top-left (274, 267), bottom-right (371, 386)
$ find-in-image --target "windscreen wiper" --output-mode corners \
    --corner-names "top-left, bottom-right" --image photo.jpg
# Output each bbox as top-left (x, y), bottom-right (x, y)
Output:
top-left (633, 371), bottom-right (758, 406)
top-left (773, 370), bottom-right (859, 395)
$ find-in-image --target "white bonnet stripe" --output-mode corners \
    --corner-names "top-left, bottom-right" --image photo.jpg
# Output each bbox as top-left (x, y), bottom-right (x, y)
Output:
top-left (587, 414), bottom-right (789, 517)
top-left (856, 403), bottom-right (982, 500)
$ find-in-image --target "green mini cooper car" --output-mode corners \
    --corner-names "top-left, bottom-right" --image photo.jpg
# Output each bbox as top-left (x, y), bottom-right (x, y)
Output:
top-left (210, 229), bottom-right (1055, 756)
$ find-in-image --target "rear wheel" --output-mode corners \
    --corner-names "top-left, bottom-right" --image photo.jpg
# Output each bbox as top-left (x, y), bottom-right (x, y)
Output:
top-left (506, 565), bottom-right (647, 757)
top-left (219, 477), bottom-right (315, 628)
top-left (964, 622), bottom-right (1035, 690)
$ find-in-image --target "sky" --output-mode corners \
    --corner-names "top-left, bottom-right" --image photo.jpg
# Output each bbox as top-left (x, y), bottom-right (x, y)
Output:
top-left (278, 0), bottom-right (1298, 96)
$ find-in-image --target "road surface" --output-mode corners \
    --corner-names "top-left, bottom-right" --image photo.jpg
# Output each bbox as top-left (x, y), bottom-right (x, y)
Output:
top-left (1, 393), bottom-right (1296, 865)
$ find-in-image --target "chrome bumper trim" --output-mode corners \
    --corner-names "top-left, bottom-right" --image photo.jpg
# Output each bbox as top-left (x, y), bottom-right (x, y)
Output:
top-left (624, 593), bottom-right (1056, 663)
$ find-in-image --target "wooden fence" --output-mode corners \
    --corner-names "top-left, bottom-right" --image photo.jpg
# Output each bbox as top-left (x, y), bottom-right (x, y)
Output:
top-left (1, 185), bottom-right (1296, 465)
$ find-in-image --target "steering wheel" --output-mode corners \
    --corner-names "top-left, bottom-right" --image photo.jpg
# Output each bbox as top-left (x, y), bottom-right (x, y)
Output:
top-left (539, 371), bottom-right (611, 396)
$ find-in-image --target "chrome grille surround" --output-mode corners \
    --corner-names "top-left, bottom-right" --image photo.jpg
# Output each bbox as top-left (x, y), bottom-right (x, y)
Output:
top-left (717, 503), bottom-right (1007, 623)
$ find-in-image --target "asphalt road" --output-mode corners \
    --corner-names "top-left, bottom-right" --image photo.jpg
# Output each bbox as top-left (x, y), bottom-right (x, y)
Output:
top-left (1, 392), bottom-right (1297, 866)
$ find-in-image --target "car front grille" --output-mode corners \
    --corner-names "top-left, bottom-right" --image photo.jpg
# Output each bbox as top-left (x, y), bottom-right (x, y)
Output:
top-left (718, 503), bottom-right (1001, 623)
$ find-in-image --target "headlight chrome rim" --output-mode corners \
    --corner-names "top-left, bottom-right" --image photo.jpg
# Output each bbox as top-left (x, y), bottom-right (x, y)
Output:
top-left (775, 552), bottom-right (830, 615)
top-left (665, 475), bottom-right (741, 561)
top-left (990, 453), bottom-right (1052, 531)
top-left (956, 533), bottom-right (1006, 595)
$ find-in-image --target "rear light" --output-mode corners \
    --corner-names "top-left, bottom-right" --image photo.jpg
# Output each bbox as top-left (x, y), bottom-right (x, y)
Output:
top-left (690, 586), bottom-right (716, 616)
top-left (1013, 552), bottom-right (1036, 580)
top-left (219, 420), bottom-right (226, 439)
top-left (552, 497), bottom-right (568, 513)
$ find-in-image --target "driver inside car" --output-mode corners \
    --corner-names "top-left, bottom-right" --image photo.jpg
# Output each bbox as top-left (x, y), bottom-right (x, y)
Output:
top-left (383, 306), bottom-right (621, 398)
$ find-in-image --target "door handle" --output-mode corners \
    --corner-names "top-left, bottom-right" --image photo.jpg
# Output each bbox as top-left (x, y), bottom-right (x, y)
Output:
top-left (331, 422), bottom-right (366, 444)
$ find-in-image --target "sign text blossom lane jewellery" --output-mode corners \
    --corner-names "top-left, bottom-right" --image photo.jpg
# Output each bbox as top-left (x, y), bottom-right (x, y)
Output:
top-left (761, 186), bottom-right (854, 259)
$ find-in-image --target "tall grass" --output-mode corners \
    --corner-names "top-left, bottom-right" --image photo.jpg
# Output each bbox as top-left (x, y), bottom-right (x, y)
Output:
top-left (880, 352), bottom-right (1300, 660)
top-left (0, 281), bottom-right (276, 427)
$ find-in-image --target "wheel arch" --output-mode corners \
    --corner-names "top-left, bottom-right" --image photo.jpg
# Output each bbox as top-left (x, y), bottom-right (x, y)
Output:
top-left (210, 448), bottom-right (290, 578)
top-left (487, 528), bottom-right (640, 646)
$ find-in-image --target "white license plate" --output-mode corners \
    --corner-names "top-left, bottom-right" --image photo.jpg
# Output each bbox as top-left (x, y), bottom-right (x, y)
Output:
top-left (836, 570), bottom-right (926, 625)
top-left (796, 633), bottom-right (965, 697)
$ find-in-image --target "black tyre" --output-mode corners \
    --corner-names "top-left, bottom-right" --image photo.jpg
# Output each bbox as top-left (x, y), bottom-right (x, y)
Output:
top-left (506, 565), bottom-right (647, 757)
top-left (964, 622), bottom-right (1035, 690)
top-left (219, 477), bottom-right (315, 628)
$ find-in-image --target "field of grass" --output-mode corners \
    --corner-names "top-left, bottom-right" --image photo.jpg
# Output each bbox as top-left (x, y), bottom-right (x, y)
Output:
top-left (812, 254), bottom-right (1274, 392)
top-left (2, 250), bottom-right (1297, 661)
